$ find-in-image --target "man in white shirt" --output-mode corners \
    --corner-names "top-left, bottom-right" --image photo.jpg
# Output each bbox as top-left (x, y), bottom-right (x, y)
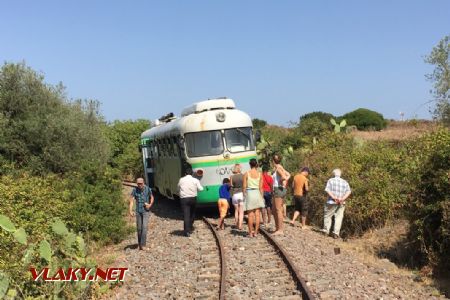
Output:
top-left (322, 169), bottom-right (351, 239)
top-left (177, 168), bottom-right (203, 237)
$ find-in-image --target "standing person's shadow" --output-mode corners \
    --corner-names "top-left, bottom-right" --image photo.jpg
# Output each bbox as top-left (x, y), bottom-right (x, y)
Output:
top-left (169, 230), bottom-right (186, 236)
top-left (123, 244), bottom-right (139, 250)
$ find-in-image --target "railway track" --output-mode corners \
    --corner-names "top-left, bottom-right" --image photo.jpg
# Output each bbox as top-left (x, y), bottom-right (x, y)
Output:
top-left (203, 218), bottom-right (314, 300)
top-left (194, 218), bottom-right (226, 300)
top-left (122, 181), bottom-right (313, 299)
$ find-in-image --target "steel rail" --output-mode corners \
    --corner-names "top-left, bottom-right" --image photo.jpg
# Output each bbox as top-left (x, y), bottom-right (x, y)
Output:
top-left (259, 227), bottom-right (316, 300)
top-left (202, 217), bottom-right (226, 300)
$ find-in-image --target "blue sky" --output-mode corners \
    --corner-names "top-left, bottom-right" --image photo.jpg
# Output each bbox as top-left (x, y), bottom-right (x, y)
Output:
top-left (1, 1), bottom-right (449, 125)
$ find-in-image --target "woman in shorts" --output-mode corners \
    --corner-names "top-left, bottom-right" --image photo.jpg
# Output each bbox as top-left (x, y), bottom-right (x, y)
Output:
top-left (271, 154), bottom-right (290, 235)
top-left (230, 164), bottom-right (244, 230)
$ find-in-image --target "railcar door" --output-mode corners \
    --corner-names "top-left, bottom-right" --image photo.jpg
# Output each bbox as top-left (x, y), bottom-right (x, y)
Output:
top-left (141, 139), bottom-right (155, 188)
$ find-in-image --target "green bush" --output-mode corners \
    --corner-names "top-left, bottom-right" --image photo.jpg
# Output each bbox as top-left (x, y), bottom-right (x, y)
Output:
top-left (0, 214), bottom-right (91, 299)
top-left (252, 118), bottom-right (267, 130)
top-left (285, 127), bottom-right (450, 274)
top-left (0, 62), bottom-right (109, 175)
top-left (286, 132), bottom-right (407, 236)
top-left (342, 108), bottom-right (387, 131)
top-left (299, 111), bottom-right (335, 126)
top-left (63, 166), bottom-right (128, 244)
top-left (0, 169), bottom-right (128, 297)
top-left (105, 119), bottom-right (151, 180)
top-left (0, 62), bottom-right (129, 297)
top-left (404, 129), bottom-right (450, 271)
top-left (0, 174), bottom-right (67, 296)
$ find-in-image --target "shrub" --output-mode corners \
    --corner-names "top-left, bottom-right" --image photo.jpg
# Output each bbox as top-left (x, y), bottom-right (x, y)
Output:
top-left (276, 112), bottom-right (335, 150)
top-left (295, 116), bottom-right (332, 145)
top-left (105, 119), bottom-right (151, 180)
top-left (0, 62), bottom-right (109, 175)
top-left (0, 215), bottom-right (91, 298)
top-left (299, 111), bottom-right (335, 126)
top-left (287, 132), bottom-right (406, 236)
top-left (252, 118), bottom-right (267, 130)
top-left (404, 128), bottom-right (450, 271)
top-left (63, 166), bottom-right (128, 244)
top-left (0, 62), bottom-right (129, 297)
top-left (342, 108), bottom-right (387, 131)
top-left (0, 174), bottom-right (68, 296)
top-left (0, 168), bottom-right (128, 297)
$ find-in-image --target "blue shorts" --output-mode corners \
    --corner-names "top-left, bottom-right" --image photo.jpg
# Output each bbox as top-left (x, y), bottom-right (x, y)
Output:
top-left (263, 191), bottom-right (272, 208)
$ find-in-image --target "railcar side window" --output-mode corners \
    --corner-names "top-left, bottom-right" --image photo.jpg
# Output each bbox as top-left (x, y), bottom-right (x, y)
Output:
top-left (156, 140), bottom-right (161, 158)
top-left (158, 140), bottom-right (163, 157)
top-left (185, 131), bottom-right (224, 157)
top-left (168, 138), bottom-right (174, 157)
top-left (224, 127), bottom-right (255, 153)
top-left (172, 137), bottom-right (179, 157)
top-left (165, 138), bottom-right (170, 157)
top-left (148, 141), bottom-right (154, 158)
top-left (154, 142), bottom-right (159, 158)
top-left (162, 139), bottom-right (167, 157)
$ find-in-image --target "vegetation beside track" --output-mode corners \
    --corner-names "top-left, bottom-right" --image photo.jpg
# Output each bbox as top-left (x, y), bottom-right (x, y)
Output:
top-left (256, 119), bottom-right (449, 276)
top-left (0, 62), bottom-right (130, 298)
top-left (0, 34), bottom-right (448, 297)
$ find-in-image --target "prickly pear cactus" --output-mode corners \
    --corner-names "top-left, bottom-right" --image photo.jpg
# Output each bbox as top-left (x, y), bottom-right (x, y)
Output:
top-left (0, 214), bottom-right (89, 297)
top-left (0, 215), bottom-right (16, 232)
top-left (0, 272), bottom-right (9, 299)
top-left (330, 118), bottom-right (347, 133)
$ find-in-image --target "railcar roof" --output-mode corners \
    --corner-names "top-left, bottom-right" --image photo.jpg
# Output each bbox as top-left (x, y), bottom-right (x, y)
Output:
top-left (141, 108), bottom-right (252, 139)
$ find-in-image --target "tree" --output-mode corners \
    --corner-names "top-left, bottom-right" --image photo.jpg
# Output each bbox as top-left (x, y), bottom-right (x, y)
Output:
top-left (299, 111), bottom-right (335, 126)
top-left (252, 118), bottom-right (267, 130)
top-left (425, 36), bottom-right (450, 127)
top-left (342, 108), bottom-right (387, 131)
top-left (0, 62), bottom-right (109, 174)
top-left (105, 119), bottom-right (151, 179)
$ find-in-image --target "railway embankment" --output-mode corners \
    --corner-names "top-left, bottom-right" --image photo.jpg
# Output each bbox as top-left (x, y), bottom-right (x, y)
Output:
top-left (98, 187), bottom-right (447, 299)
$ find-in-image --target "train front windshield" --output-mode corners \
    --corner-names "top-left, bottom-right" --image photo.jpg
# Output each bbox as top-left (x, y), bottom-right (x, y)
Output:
top-left (185, 131), bottom-right (224, 157)
top-left (185, 127), bottom-right (255, 157)
top-left (224, 127), bottom-right (255, 153)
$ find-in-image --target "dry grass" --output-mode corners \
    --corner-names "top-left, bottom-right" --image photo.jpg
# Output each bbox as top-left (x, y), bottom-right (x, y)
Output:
top-left (344, 219), bottom-right (410, 261)
top-left (350, 120), bottom-right (439, 141)
top-left (342, 219), bottom-right (449, 297)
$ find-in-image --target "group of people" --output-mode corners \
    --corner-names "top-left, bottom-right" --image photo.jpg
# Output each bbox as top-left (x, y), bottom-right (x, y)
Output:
top-left (129, 155), bottom-right (352, 249)
top-left (213, 155), bottom-right (352, 240)
top-left (215, 155), bottom-right (292, 237)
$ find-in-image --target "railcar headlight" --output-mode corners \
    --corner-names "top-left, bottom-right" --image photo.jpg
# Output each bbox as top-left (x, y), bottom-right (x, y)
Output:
top-left (195, 169), bottom-right (204, 177)
top-left (216, 112), bottom-right (226, 122)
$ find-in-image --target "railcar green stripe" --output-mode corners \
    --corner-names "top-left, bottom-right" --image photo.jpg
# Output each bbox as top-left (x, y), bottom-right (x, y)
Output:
top-left (191, 155), bottom-right (257, 168)
top-left (196, 185), bottom-right (221, 204)
top-left (140, 137), bottom-right (152, 145)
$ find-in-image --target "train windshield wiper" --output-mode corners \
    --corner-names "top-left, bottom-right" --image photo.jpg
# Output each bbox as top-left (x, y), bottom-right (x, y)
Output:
top-left (235, 128), bottom-right (251, 140)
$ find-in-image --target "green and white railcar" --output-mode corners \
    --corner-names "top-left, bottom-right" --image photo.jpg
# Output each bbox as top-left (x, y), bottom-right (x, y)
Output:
top-left (140, 98), bottom-right (257, 205)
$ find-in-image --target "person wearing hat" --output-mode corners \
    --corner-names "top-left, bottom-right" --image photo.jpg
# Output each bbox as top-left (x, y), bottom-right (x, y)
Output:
top-left (129, 177), bottom-right (154, 250)
top-left (322, 168), bottom-right (351, 239)
top-left (290, 166), bottom-right (310, 228)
